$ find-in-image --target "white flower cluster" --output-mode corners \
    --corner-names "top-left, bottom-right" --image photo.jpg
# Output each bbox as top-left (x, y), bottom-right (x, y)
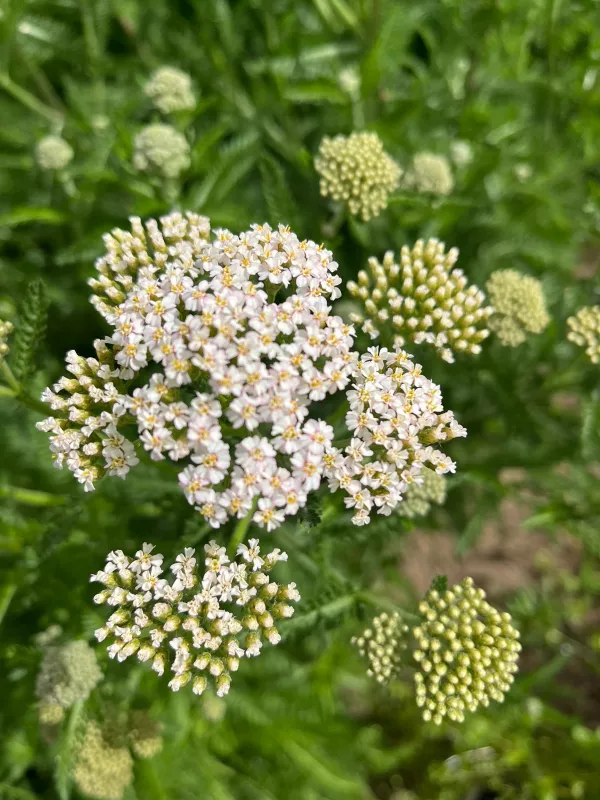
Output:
top-left (91, 540), bottom-right (300, 697)
top-left (38, 213), bottom-right (356, 531)
top-left (144, 66), bottom-right (196, 115)
top-left (323, 348), bottom-right (466, 526)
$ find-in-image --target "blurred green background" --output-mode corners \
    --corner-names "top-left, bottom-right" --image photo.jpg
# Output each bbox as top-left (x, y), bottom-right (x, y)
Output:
top-left (1, 1), bottom-right (600, 798)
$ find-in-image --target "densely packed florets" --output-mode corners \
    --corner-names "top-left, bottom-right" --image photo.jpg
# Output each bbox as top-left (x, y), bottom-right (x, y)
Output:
top-left (144, 66), bottom-right (196, 114)
top-left (404, 152), bottom-right (454, 196)
top-left (397, 467), bottom-right (447, 519)
top-left (323, 348), bottom-right (466, 526)
top-left (0, 318), bottom-right (13, 364)
top-left (38, 213), bottom-right (355, 530)
top-left (133, 124), bottom-right (190, 178)
top-left (72, 721), bottom-right (134, 800)
top-left (315, 132), bottom-right (401, 221)
top-left (91, 539), bottom-right (300, 697)
top-left (35, 640), bottom-right (102, 710)
top-left (412, 577), bottom-right (521, 725)
top-left (567, 306), bottom-right (600, 363)
top-left (127, 710), bottom-right (163, 759)
top-left (486, 269), bottom-right (550, 346)
top-left (347, 239), bottom-right (492, 363)
top-left (35, 135), bottom-right (74, 171)
top-left (351, 612), bottom-right (408, 683)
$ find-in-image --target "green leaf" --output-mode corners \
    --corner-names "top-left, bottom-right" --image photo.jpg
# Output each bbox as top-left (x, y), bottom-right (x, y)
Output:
top-left (259, 155), bottom-right (298, 228)
top-left (0, 208), bottom-right (67, 227)
top-left (10, 278), bottom-right (49, 384)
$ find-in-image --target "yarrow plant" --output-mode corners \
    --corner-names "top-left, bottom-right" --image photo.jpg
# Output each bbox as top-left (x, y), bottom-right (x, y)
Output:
top-left (35, 134), bottom-right (74, 171)
top-left (315, 132), bottom-right (401, 221)
top-left (486, 269), bottom-right (550, 346)
top-left (567, 306), bottom-right (600, 363)
top-left (353, 578), bottom-right (521, 726)
top-left (144, 66), bottom-right (196, 114)
top-left (0, 318), bottom-right (13, 364)
top-left (91, 539), bottom-right (300, 697)
top-left (397, 467), bottom-right (447, 519)
top-left (323, 348), bottom-right (466, 526)
top-left (403, 152), bottom-right (454, 196)
top-left (37, 212), bottom-right (356, 531)
top-left (347, 239), bottom-right (492, 362)
top-left (133, 124), bottom-right (191, 178)
top-left (35, 639), bottom-right (102, 723)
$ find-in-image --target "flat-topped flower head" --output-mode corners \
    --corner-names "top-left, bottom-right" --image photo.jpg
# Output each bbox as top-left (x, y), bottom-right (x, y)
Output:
top-left (397, 467), bottom-right (447, 519)
top-left (35, 135), bottom-right (74, 171)
top-left (413, 577), bottom-right (521, 725)
top-left (91, 539), bottom-right (300, 697)
top-left (347, 239), bottom-right (492, 363)
top-left (486, 269), bottom-right (550, 346)
top-left (133, 124), bottom-right (190, 178)
top-left (144, 66), bottom-right (195, 114)
top-left (404, 152), bottom-right (454, 196)
top-left (315, 132), bottom-right (401, 221)
top-left (324, 347), bottom-right (466, 526)
top-left (351, 612), bottom-right (409, 684)
top-left (567, 305), bottom-right (600, 363)
top-left (35, 640), bottom-right (102, 710)
top-left (38, 215), bottom-right (354, 531)
top-left (72, 721), bottom-right (133, 800)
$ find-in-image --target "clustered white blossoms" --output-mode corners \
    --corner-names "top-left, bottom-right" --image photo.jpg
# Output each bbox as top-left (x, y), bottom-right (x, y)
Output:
top-left (91, 540), bottom-right (299, 697)
top-left (323, 348), bottom-right (466, 526)
top-left (38, 212), bottom-right (356, 532)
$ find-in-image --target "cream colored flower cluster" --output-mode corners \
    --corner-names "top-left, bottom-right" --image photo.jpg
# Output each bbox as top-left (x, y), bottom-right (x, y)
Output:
top-left (486, 269), bottom-right (550, 346)
top-left (397, 466), bottom-right (447, 519)
top-left (35, 134), bottom-right (74, 171)
top-left (351, 612), bottom-right (408, 684)
top-left (403, 152), bottom-right (454, 196)
top-left (72, 721), bottom-right (134, 800)
top-left (347, 239), bottom-right (492, 363)
top-left (412, 577), bottom-right (521, 725)
top-left (323, 348), bottom-right (466, 526)
top-left (38, 213), bottom-right (356, 531)
top-left (0, 318), bottom-right (13, 365)
top-left (315, 132), bottom-right (401, 221)
top-left (133, 123), bottom-right (190, 178)
top-left (35, 640), bottom-right (102, 724)
top-left (567, 305), bottom-right (600, 363)
top-left (144, 66), bottom-right (196, 114)
top-left (91, 540), bottom-right (299, 697)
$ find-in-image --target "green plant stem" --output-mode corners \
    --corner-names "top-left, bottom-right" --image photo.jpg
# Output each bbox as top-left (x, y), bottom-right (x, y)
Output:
top-left (0, 484), bottom-right (66, 506)
top-left (0, 72), bottom-right (63, 124)
top-left (0, 583), bottom-right (17, 629)
top-left (357, 590), bottom-right (421, 624)
top-left (0, 361), bottom-right (53, 416)
top-left (227, 501), bottom-right (257, 557)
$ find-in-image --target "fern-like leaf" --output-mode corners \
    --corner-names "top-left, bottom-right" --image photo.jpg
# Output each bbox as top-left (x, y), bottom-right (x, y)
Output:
top-left (11, 278), bottom-right (49, 383)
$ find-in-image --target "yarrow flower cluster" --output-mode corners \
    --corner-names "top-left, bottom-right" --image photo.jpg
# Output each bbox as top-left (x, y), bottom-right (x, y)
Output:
top-left (567, 306), bottom-right (600, 363)
top-left (35, 640), bottom-right (102, 723)
top-left (351, 612), bottom-right (408, 684)
top-left (91, 540), bottom-right (300, 697)
top-left (0, 318), bottom-right (13, 365)
top-left (72, 721), bottom-right (133, 800)
top-left (323, 348), bottom-right (466, 526)
top-left (412, 578), bottom-right (521, 725)
top-left (315, 132), bottom-right (401, 221)
top-left (397, 466), bottom-right (447, 519)
top-left (128, 710), bottom-right (163, 759)
top-left (486, 269), bottom-right (550, 347)
top-left (347, 239), bottom-right (492, 363)
top-left (403, 152), bottom-right (454, 196)
top-left (133, 124), bottom-right (190, 178)
top-left (35, 134), bottom-right (74, 171)
top-left (144, 66), bottom-right (196, 114)
top-left (38, 213), bottom-right (355, 531)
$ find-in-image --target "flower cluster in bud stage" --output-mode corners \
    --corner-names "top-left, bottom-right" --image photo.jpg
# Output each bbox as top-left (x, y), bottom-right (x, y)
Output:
top-left (91, 540), bottom-right (299, 697)
top-left (486, 269), bottom-right (550, 347)
top-left (35, 640), bottom-right (102, 723)
top-left (397, 466), bottom-right (447, 519)
top-left (35, 134), bottom-right (74, 171)
top-left (347, 239), bottom-right (492, 363)
top-left (144, 66), bottom-right (196, 114)
top-left (412, 577), bottom-right (521, 725)
top-left (72, 721), bottom-right (134, 800)
top-left (323, 348), bottom-right (466, 526)
top-left (133, 124), bottom-right (191, 178)
top-left (0, 318), bottom-right (13, 364)
top-left (567, 305), bottom-right (600, 364)
top-left (37, 212), bottom-right (355, 531)
top-left (315, 132), bottom-right (401, 221)
top-left (128, 710), bottom-right (164, 759)
top-left (351, 612), bottom-right (408, 684)
top-left (403, 152), bottom-right (454, 196)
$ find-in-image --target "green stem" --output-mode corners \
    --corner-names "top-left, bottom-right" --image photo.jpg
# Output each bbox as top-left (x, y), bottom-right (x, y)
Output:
top-left (1, 360), bottom-right (20, 393)
top-left (0, 485), bottom-right (65, 506)
top-left (227, 501), bottom-right (257, 557)
top-left (0, 72), bottom-right (63, 124)
top-left (0, 583), bottom-right (17, 628)
top-left (357, 590), bottom-right (421, 624)
top-left (134, 758), bottom-right (168, 800)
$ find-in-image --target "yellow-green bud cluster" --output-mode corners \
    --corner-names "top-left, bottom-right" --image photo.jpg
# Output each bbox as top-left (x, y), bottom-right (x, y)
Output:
top-left (72, 721), bottom-right (133, 800)
top-left (35, 640), bottom-right (102, 711)
top-left (133, 123), bottom-right (190, 178)
top-left (404, 152), bottom-right (454, 196)
top-left (315, 132), bottom-right (401, 221)
top-left (38, 701), bottom-right (66, 725)
top-left (486, 269), bottom-right (550, 347)
top-left (351, 612), bottom-right (409, 684)
top-left (127, 710), bottom-right (163, 759)
top-left (567, 306), bottom-right (600, 364)
top-left (144, 66), bottom-right (196, 114)
top-left (412, 577), bottom-right (521, 725)
top-left (397, 467), bottom-right (447, 519)
top-left (0, 318), bottom-right (13, 364)
top-left (35, 135), bottom-right (74, 171)
top-left (347, 239), bottom-right (492, 363)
